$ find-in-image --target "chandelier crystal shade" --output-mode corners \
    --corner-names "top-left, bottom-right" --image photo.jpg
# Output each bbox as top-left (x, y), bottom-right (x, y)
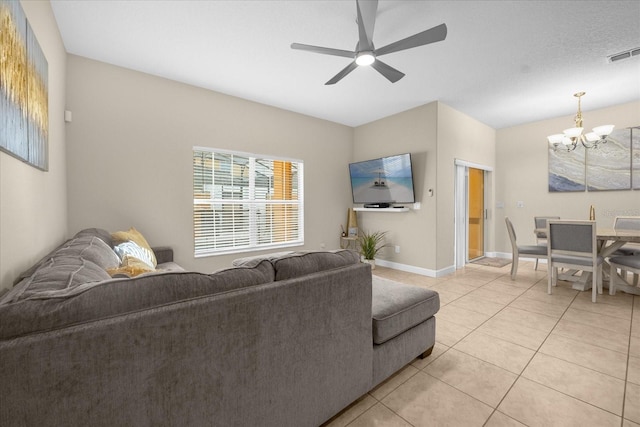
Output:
top-left (547, 92), bottom-right (614, 152)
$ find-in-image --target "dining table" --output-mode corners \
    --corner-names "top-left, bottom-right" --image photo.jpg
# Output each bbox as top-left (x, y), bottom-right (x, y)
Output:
top-left (595, 228), bottom-right (640, 295)
top-left (534, 227), bottom-right (640, 294)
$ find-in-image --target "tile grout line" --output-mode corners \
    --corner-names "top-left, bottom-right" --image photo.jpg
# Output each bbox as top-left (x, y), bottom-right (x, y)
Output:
top-left (370, 267), bottom-right (520, 425)
top-left (482, 275), bottom-right (581, 426)
top-left (366, 265), bottom-right (634, 426)
top-left (426, 269), bottom-right (548, 426)
top-left (620, 296), bottom-right (637, 427)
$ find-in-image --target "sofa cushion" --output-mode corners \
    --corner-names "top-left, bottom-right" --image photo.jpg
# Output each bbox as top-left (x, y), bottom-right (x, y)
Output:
top-left (0, 259), bottom-right (276, 340)
top-left (11, 234), bottom-right (119, 288)
top-left (155, 262), bottom-right (185, 272)
top-left (271, 250), bottom-right (361, 281)
top-left (73, 228), bottom-right (114, 248)
top-left (56, 236), bottom-right (121, 270)
top-left (371, 276), bottom-right (440, 345)
top-left (4, 256), bottom-right (112, 304)
top-left (11, 238), bottom-right (74, 286)
top-left (232, 251), bottom-right (294, 268)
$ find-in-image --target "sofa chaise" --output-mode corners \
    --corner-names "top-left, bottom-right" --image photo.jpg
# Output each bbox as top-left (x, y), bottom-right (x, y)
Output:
top-left (0, 228), bottom-right (439, 426)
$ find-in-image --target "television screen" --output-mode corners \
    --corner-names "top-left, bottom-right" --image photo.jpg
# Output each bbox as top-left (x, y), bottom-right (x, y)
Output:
top-left (349, 153), bottom-right (416, 204)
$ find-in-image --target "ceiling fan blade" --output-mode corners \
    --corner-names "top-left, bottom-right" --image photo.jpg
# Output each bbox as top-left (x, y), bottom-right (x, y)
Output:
top-left (375, 23), bottom-right (447, 57)
top-left (325, 61), bottom-right (359, 85)
top-left (291, 43), bottom-right (354, 59)
top-left (371, 59), bottom-right (405, 83)
top-left (356, 0), bottom-right (377, 51)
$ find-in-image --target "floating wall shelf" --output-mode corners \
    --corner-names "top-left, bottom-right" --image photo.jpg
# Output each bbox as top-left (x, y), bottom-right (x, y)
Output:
top-left (353, 207), bottom-right (409, 212)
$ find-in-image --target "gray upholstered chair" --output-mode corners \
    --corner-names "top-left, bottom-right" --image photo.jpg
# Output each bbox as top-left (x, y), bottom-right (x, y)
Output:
top-left (547, 220), bottom-right (603, 303)
top-left (613, 216), bottom-right (640, 256)
top-left (505, 217), bottom-right (547, 280)
top-left (609, 255), bottom-right (640, 295)
top-left (533, 216), bottom-right (560, 270)
top-left (612, 216), bottom-right (640, 286)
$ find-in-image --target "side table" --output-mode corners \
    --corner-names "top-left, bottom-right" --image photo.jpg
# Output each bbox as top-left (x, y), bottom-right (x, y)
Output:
top-left (340, 236), bottom-right (358, 250)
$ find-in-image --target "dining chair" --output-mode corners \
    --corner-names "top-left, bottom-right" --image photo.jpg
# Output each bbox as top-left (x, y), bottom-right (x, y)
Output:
top-left (533, 216), bottom-right (560, 270)
top-left (612, 216), bottom-right (640, 285)
top-left (547, 220), bottom-right (603, 303)
top-left (505, 217), bottom-right (548, 280)
top-left (608, 255), bottom-right (640, 295)
top-left (613, 216), bottom-right (640, 255)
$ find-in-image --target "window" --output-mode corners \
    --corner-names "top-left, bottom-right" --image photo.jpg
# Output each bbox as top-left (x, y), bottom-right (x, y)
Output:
top-left (193, 147), bottom-right (304, 256)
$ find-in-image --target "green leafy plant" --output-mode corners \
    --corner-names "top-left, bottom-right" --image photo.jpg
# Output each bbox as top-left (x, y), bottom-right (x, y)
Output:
top-left (358, 230), bottom-right (389, 260)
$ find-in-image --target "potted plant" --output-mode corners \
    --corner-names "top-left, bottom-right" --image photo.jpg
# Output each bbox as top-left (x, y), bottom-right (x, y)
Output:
top-left (358, 230), bottom-right (388, 270)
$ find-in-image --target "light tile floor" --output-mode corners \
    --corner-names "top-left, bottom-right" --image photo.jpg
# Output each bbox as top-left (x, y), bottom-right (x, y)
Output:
top-left (325, 261), bottom-right (640, 427)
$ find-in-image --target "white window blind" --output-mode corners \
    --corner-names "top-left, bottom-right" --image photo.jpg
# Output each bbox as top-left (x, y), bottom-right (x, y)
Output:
top-left (193, 147), bottom-right (304, 256)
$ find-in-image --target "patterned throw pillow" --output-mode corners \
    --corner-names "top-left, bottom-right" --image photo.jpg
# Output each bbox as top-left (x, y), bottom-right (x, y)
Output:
top-left (111, 227), bottom-right (157, 267)
top-left (113, 241), bottom-right (155, 270)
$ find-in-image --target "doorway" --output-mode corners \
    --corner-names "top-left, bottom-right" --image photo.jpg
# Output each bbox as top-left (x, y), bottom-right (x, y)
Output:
top-left (454, 160), bottom-right (493, 269)
top-left (468, 167), bottom-right (485, 261)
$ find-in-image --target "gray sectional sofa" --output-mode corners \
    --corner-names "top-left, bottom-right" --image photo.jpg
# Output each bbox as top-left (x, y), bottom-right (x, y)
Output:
top-left (0, 228), bottom-right (439, 426)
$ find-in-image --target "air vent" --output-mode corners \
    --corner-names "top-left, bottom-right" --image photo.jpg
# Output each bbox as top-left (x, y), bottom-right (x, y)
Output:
top-left (608, 47), bottom-right (640, 63)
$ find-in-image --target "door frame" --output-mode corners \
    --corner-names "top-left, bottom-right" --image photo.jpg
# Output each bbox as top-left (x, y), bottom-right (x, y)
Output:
top-left (454, 159), bottom-right (493, 269)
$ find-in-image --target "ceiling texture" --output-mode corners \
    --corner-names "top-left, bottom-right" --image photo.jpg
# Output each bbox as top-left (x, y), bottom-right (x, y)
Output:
top-left (50, 0), bottom-right (640, 129)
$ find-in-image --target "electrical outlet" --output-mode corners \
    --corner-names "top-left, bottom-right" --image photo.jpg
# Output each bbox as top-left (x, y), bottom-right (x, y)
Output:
top-left (395, 245), bottom-right (400, 253)
top-left (320, 243), bottom-right (326, 249)
top-left (516, 201), bottom-right (524, 208)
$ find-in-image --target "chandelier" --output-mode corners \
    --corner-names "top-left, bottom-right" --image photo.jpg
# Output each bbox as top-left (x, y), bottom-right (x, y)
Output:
top-left (547, 92), bottom-right (614, 152)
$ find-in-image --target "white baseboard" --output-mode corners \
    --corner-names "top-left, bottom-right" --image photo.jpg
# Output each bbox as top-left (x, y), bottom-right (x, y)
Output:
top-left (375, 259), bottom-right (455, 278)
top-left (376, 252), bottom-right (548, 278)
top-left (491, 251), bottom-right (547, 264)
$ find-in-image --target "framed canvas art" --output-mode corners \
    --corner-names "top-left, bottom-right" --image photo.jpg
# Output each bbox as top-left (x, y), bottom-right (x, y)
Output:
top-left (586, 127), bottom-right (631, 191)
top-left (548, 143), bottom-right (586, 192)
top-left (0, 0), bottom-right (49, 170)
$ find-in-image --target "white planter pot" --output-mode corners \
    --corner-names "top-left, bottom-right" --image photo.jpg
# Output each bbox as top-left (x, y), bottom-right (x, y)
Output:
top-left (362, 258), bottom-right (376, 270)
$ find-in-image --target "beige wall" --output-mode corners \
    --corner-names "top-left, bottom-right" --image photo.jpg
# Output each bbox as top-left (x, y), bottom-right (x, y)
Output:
top-left (495, 101), bottom-right (640, 254)
top-left (353, 101), bottom-right (495, 274)
top-left (353, 102), bottom-right (438, 272)
top-left (0, 1), bottom-right (67, 292)
top-left (65, 55), bottom-right (353, 273)
top-left (436, 102), bottom-right (496, 270)
top-left (3, 5), bottom-right (635, 288)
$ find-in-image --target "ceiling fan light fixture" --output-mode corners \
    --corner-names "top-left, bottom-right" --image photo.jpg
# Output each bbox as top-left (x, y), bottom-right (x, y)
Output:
top-left (291, 1), bottom-right (448, 84)
top-left (355, 51), bottom-right (375, 66)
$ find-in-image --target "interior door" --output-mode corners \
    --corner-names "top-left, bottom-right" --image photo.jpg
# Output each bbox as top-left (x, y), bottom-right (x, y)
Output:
top-left (468, 167), bottom-right (484, 261)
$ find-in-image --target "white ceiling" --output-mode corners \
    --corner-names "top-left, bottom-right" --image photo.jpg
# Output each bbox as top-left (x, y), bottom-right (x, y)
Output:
top-left (50, 0), bottom-right (640, 129)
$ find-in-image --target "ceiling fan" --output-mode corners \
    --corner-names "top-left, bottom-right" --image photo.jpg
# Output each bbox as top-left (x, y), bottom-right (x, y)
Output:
top-left (291, 0), bottom-right (447, 85)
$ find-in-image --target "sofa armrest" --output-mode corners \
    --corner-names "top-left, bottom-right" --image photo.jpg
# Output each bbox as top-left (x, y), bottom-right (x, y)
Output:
top-left (152, 246), bottom-right (173, 264)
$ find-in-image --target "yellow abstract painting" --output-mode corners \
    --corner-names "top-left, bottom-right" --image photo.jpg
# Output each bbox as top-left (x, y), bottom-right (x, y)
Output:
top-left (0, 0), bottom-right (48, 170)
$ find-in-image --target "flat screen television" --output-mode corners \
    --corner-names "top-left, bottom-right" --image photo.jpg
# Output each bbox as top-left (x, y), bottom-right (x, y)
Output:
top-left (349, 153), bottom-right (416, 207)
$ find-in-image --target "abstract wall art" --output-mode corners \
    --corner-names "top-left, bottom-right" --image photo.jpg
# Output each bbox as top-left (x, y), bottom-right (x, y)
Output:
top-left (548, 143), bottom-right (586, 192)
top-left (0, 0), bottom-right (48, 171)
top-left (549, 126), bottom-right (640, 193)
top-left (633, 127), bottom-right (640, 189)
top-left (587, 127), bottom-right (632, 191)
